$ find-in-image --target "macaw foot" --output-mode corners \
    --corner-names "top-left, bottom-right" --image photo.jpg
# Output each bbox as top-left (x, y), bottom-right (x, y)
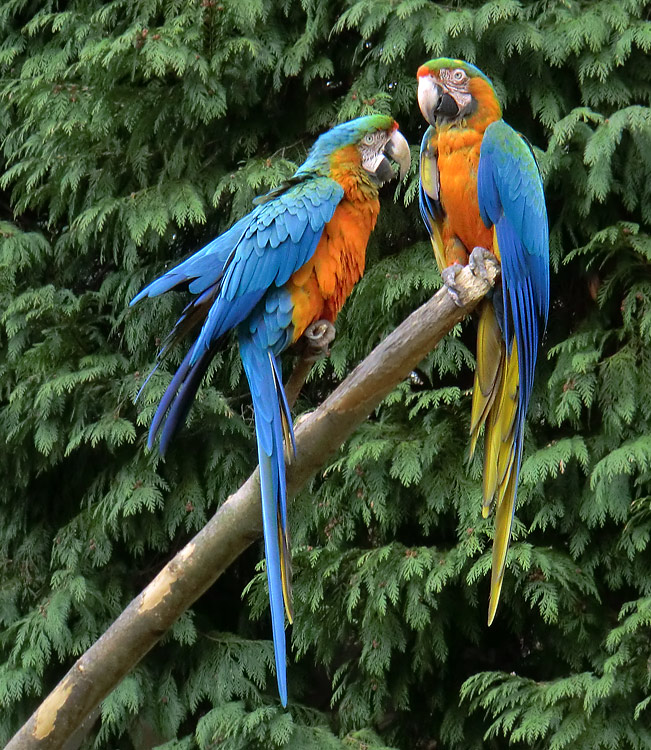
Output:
top-left (441, 263), bottom-right (465, 308)
top-left (469, 246), bottom-right (497, 283)
top-left (284, 320), bottom-right (336, 408)
top-left (303, 319), bottom-right (336, 361)
top-left (443, 248), bottom-right (500, 307)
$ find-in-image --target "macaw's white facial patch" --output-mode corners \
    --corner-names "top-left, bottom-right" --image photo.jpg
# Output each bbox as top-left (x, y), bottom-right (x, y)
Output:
top-left (359, 130), bottom-right (391, 174)
top-left (438, 68), bottom-right (473, 113)
top-left (358, 127), bottom-right (410, 184)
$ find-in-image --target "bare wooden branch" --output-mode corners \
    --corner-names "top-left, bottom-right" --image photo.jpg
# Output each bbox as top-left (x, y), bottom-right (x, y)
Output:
top-left (7, 259), bottom-right (498, 750)
top-left (284, 354), bottom-right (314, 409)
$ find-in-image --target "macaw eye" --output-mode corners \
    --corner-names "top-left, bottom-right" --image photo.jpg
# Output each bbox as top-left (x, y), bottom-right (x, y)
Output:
top-left (452, 69), bottom-right (467, 83)
top-left (363, 133), bottom-right (376, 145)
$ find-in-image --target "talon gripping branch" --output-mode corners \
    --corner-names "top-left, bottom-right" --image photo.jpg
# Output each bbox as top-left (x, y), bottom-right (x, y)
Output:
top-left (417, 59), bottom-right (550, 624)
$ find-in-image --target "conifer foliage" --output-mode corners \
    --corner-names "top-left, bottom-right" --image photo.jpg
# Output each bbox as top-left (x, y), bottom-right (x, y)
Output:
top-left (1, 0), bottom-right (650, 747)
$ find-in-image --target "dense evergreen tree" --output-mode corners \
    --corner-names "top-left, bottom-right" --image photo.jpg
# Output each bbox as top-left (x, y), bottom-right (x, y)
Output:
top-left (0, 0), bottom-right (649, 747)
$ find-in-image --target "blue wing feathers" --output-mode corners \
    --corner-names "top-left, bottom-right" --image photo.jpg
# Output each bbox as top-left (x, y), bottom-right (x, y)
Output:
top-left (133, 176), bottom-right (341, 316)
top-left (147, 348), bottom-right (193, 450)
top-left (130, 215), bottom-right (253, 304)
top-left (268, 223), bottom-right (281, 248)
top-left (478, 121), bottom-right (549, 350)
top-left (478, 120), bottom-right (549, 508)
top-left (495, 217), bottom-right (541, 415)
top-left (418, 129), bottom-right (445, 235)
top-left (138, 180), bottom-right (340, 373)
top-left (148, 343), bottom-right (215, 454)
top-left (477, 152), bottom-right (500, 229)
top-left (133, 175), bottom-right (342, 450)
top-left (285, 211), bottom-right (305, 242)
top-left (189, 288), bottom-right (263, 366)
top-left (278, 293), bottom-right (293, 315)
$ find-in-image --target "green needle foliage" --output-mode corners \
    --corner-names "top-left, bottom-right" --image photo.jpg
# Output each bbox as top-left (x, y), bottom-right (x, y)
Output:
top-left (1, 0), bottom-right (650, 747)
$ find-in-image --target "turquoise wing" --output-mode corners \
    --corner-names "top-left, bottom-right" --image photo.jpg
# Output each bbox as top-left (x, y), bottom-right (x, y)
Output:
top-left (476, 119), bottom-right (550, 621)
top-left (478, 120), bottom-right (549, 403)
top-left (418, 127), bottom-right (446, 270)
top-left (132, 176), bottom-right (343, 452)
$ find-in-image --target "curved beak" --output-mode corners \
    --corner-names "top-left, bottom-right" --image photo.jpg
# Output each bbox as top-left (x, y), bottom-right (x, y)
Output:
top-left (382, 128), bottom-right (411, 182)
top-left (418, 75), bottom-right (459, 126)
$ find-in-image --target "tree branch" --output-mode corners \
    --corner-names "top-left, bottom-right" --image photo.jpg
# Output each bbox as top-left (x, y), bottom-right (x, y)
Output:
top-left (7, 259), bottom-right (498, 750)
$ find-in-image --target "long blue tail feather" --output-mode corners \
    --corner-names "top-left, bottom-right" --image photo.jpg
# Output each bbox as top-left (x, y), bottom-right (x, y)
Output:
top-left (269, 352), bottom-right (297, 460)
top-left (240, 338), bottom-right (292, 707)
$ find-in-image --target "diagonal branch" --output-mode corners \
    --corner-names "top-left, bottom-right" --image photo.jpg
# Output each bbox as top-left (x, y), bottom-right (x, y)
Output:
top-left (7, 259), bottom-right (498, 750)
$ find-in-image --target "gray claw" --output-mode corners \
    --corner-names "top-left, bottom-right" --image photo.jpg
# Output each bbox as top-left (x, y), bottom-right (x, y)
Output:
top-left (468, 246), bottom-right (495, 282)
top-left (303, 319), bottom-right (336, 361)
top-left (441, 263), bottom-right (465, 308)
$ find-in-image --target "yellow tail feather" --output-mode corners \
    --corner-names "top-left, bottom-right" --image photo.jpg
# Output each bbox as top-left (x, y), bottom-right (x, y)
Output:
top-left (280, 410), bottom-right (294, 465)
top-left (467, 229), bottom-right (525, 623)
top-left (268, 350), bottom-right (294, 623)
top-left (482, 339), bottom-right (519, 508)
top-left (470, 302), bottom-right (505, 459)
top-left (277, 517), bottom-right (294, 624)
top-left (472, 313), bottom-right (521, 623)
top-left (268, 351), bottom-right (295, 464)
top-left (485, 341), bottom-right (520, 622)
top-left (487, 464), bottom-right (519, 625)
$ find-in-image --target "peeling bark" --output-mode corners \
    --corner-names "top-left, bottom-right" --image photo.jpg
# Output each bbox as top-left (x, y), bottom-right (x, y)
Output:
top-left (7, 259), bottom-right (498, 750)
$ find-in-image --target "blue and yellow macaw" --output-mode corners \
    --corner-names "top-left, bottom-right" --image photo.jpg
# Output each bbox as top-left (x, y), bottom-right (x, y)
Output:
top-left (416, 59), bottom-right (549, 624)
top-left (131, 115), bottom-right (410, 705)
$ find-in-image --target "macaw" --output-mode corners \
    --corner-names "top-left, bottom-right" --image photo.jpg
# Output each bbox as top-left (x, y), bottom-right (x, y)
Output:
top-left (131, 115), bottom-right (410, 705)
top-left (416, 59), bottom-right (549, 624)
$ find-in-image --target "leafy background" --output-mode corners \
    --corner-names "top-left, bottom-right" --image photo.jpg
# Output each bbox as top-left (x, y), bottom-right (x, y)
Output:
top-left (0, 0), bottom-right (650, 747)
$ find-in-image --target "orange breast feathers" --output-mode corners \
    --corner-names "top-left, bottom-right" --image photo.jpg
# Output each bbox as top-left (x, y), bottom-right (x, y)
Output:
top-left (288, 195), bottom-right (379, 341)
top-left (437, 127), bottom-right (494, 266)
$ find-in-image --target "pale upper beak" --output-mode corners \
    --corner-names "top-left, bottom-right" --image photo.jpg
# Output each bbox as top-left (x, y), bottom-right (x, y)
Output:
top-left (418, 75), bottom-right (459, 126)
top-left (382, 128), bottom-right (411, 182)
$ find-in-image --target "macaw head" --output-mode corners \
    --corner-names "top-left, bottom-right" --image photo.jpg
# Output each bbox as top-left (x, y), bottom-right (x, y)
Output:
top-left (417, 58), bottom-right (502, 128)
top-left (299, 115), bottom-right (411, 184)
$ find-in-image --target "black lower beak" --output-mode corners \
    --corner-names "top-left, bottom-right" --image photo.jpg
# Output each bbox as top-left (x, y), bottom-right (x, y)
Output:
top-left (435, 90), bottom-right (459, 119)
top-left (373, 159), bottom-right (396, 184)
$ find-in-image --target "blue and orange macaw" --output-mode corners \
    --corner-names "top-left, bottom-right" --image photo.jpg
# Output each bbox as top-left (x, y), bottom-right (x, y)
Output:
top-left (131, 115), bottom-right (410, 705)
top-left (416, 59), bottom-right (549, 624)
